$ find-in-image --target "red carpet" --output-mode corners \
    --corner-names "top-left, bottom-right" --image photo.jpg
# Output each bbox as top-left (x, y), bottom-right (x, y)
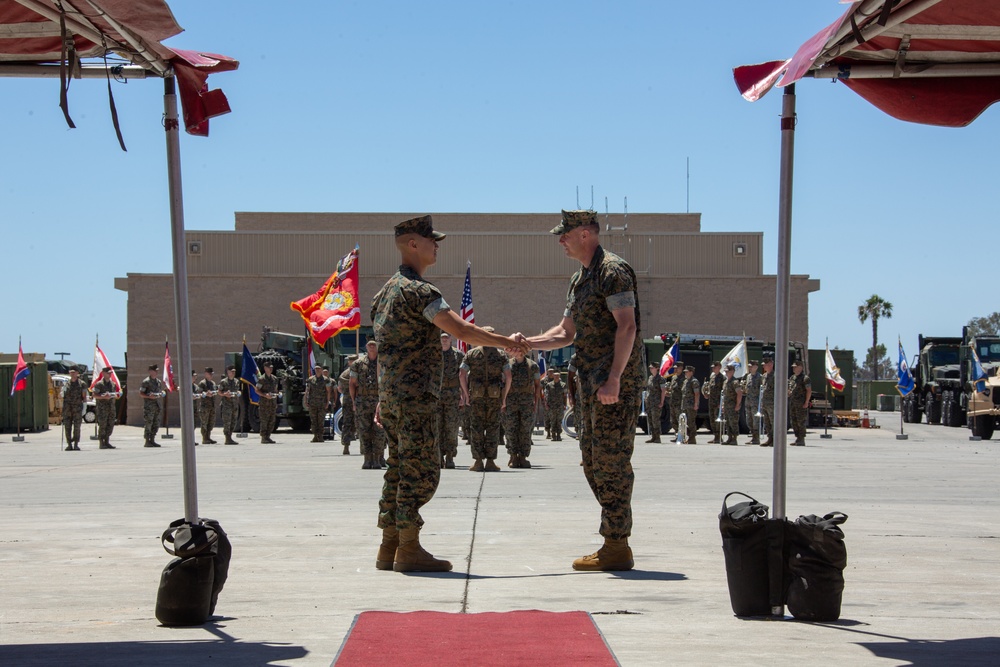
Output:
top-left (333, 610), bottom-right (619, 666)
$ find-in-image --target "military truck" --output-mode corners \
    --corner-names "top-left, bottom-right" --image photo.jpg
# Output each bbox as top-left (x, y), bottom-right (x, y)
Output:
top-left (226, 327), bottom-right (373, 433)
top-left (640, 334), bottom-right (807, 435)
top-left (901, 335), bottom-right (962, 425)
top-left (940, 327), bottom-right (1000, 438)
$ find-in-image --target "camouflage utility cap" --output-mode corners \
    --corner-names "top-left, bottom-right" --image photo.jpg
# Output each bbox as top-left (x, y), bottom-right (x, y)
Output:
top-left (394, 215), bottom-right (446, 240)
top-left (550, 209), bottom-right (598, 235)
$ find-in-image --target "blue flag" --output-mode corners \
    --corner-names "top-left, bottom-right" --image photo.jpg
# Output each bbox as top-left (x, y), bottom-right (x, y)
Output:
top-left (971, 344), bottom-right (988, 394)
top-left (537, 354), bottom-right (546, 378)
top-left (896, 340), bottom-right (915, 397)
top-left (241, 342), bottom-right (260, 405)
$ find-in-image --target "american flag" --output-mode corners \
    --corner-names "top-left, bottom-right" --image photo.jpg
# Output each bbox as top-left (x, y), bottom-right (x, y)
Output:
top-left (458, 261), bottom-right (475, 353)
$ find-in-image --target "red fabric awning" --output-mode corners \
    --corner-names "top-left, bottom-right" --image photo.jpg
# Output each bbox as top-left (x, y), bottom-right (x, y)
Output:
top-left (0, 0), bottom-right (237, 135)
top-left (733, 0), bottom-right (1000, 127)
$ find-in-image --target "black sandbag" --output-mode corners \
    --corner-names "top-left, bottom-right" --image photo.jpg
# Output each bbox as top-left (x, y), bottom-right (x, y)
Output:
top-left (719, 492), bottom-right (778, 616)
top-left (784, 512), bottom-right (848, 622)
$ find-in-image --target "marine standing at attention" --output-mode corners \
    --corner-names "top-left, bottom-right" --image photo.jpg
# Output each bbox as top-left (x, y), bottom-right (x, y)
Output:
top-left (139, 364), bottom-right (164, 448)
top-left (62, 368), bottom-right (87, 451)
top-left (371, 215), bottom-right (528, 573)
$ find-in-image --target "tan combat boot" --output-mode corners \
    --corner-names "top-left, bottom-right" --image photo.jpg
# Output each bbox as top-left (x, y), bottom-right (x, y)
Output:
top-left (469, 459), bottom-right (484, 472)
top-left (572, 537), bottom-right (634, 572)
top-left (484, 459), bottom-right (501, 472)
top-left (376, 526), bottom-right (399, 571)
top-left (393, 527), bottom-right (452, 572)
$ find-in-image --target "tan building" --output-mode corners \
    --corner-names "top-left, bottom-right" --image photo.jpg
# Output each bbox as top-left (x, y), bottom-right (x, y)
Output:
top-left (117, 211), bottom-right (819, 426)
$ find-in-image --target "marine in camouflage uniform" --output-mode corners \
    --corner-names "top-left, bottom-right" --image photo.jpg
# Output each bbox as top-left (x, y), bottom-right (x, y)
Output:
top-left (542, 369), bottom-right (566, 441)
top-left (139, 365), bottom-right (164, 448)
top-left (62, 369), bottom-right (87, 450)
top-left (644, 364), bottom-right (664, 443)
top-left (741, 360), bottom-right (762, 444)
top-left (680, 366), bottom-right (700, 444)
top-left (92, 368), bottom-right (118, 449)
top-left (338, 365), bottom-right (356, 453)
top-left (721, 364), bottom-right (743, 445)
top-left (667, 368), bottom-right (684, 434)
top-left (760, 358), bottom-right (775, 447)
top-left (788, 361), bottom-right (811, 446)
top-left (504, 351), bottom-right (540, 468)
top-left (352, 342), bottom-right (386, 469)
top-left (524, 210), bottom-right (643, 572)
top-left (373, 215), bottom-right (524, 573)
top-left (436, 333), bottom-right (464, 469)
top-left (461, 340), bottom-right (510, 471)
top-left (706, 362), bottom-right (724, 443)
top-left (256, 363), bottom-right (280, 443)
top-left (218, 366), bottom-right (242, 445)
top-left (305, 368), bottom-right (330, 443)
top-left (197, 368), bottom-right (218, 444)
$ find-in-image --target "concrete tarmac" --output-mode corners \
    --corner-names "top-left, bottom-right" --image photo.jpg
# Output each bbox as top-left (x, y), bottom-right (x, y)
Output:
top-left (1, 415), bottom-right (998, 666)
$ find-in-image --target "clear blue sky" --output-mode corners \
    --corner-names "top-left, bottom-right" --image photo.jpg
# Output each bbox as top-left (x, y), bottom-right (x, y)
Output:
top-left (4, 1), bottom-right (998, 369)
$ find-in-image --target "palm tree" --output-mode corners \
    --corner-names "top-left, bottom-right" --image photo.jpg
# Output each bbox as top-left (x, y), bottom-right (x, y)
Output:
top-left (857, 295), bottom-right (893, 379)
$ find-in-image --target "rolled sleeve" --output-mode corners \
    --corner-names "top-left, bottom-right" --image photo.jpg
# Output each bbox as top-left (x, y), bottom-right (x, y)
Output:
top-left (423, 297), bottom-right (451, 323)
top-left (605, 290), bottom-right (636, 311)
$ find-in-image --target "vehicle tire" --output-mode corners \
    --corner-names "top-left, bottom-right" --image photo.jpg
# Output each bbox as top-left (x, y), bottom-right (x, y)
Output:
top-left (332, 408), bottom-right (343, 436)
top-left (562, 407), bottom-right (577, 440)
top-left (288, 416), bottom-right (310, 433)
top-left (639, 414), bottom-right (648, 435)
top-left (925, 392), bottom-right (941, 424)
top-left (83, 409), bottom-right (97, 424)
top-left (247, 404), bottom-right (260, 433)
top-left (941, 392), bottom-right (952, 426)
top-left (972, 415), bottom-right (995, 440)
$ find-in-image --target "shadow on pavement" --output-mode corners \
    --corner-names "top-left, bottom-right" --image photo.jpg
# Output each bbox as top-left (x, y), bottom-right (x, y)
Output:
top-left (815, 621), bottom-right (1000, 666)
top-left (401, 570), bottom-right (686, 581)
top-left (0, 639), bottom-right (308, 667)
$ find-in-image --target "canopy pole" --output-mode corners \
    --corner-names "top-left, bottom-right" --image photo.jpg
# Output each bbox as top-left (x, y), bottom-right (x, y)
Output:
top-left (164, 75), bottom-right (199, 523)
top-left (773, 84), bottom-right (796, 522)
top-left (771, 82), bottom-right (796, 618)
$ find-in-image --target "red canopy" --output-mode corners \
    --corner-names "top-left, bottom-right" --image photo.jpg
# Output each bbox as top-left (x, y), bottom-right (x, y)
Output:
top-left (0, 0), bottom-right (238, 135)
top-left (733, 0), bottom-right (1000, 127)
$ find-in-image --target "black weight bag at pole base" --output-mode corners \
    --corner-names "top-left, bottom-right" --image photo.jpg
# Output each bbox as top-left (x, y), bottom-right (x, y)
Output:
top-left (784, 512), bottom-right (848, 622)
top-left (719, 492), bottom-right (785, 617)
top-left (155, 518), bottom-right (232, 626)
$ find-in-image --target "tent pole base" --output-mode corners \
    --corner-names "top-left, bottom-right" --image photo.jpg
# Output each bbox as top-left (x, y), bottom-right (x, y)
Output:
top-left (895, 434), bottom-right (908, 440)
top-left (820, 434), bottom-right (832, 439)
top-left (12, 436), bottom-right (25, 442)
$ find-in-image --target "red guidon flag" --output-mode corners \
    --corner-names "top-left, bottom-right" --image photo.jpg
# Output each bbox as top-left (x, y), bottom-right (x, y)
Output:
top-left (291, 246), bottom-right (361, 346)
top-left (163, 341), bottom-right (178, 392)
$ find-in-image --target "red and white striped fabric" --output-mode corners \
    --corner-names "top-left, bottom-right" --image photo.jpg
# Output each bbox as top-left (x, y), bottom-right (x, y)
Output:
top-left (734, 1), bottom-right (1000, 127)
top-left (90, 344), bottom-right (122, 392)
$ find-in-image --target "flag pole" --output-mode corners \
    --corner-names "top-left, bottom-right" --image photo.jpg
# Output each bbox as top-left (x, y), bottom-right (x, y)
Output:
top-left (162, 338), bottom-right (174, 440)
top-left (12, 336), bottom-right (25, 442)
top-left (90, 335), bottom-right (100, 441)
top-left (896, 337), bottom-right (909, 440)
top-left (820, 338), bottom-right (832, 439)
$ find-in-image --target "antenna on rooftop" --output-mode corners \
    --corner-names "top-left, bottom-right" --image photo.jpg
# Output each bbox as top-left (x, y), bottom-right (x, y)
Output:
top-left (54, 352), bottom-right (71, 360)
top-left (576, 186), bottom-right (580, 209)
top-left (686, 157), bottom-right (690, 213)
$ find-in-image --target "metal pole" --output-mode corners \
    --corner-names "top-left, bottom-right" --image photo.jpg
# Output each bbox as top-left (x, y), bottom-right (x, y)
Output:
top-left (770, 82), bottom-right (796, 619)
top-left (773, 84), bottom-right (796, 522)
top-left (164, 75), bottom-right (199, 523)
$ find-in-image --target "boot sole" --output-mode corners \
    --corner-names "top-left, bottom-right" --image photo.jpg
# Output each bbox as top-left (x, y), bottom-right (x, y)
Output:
top-left (392, 562), bottom-right (453, 573)
top-left (572, 560), bottom-right (634, 572)
top-left (375, 559), bottom-right (395, 571)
